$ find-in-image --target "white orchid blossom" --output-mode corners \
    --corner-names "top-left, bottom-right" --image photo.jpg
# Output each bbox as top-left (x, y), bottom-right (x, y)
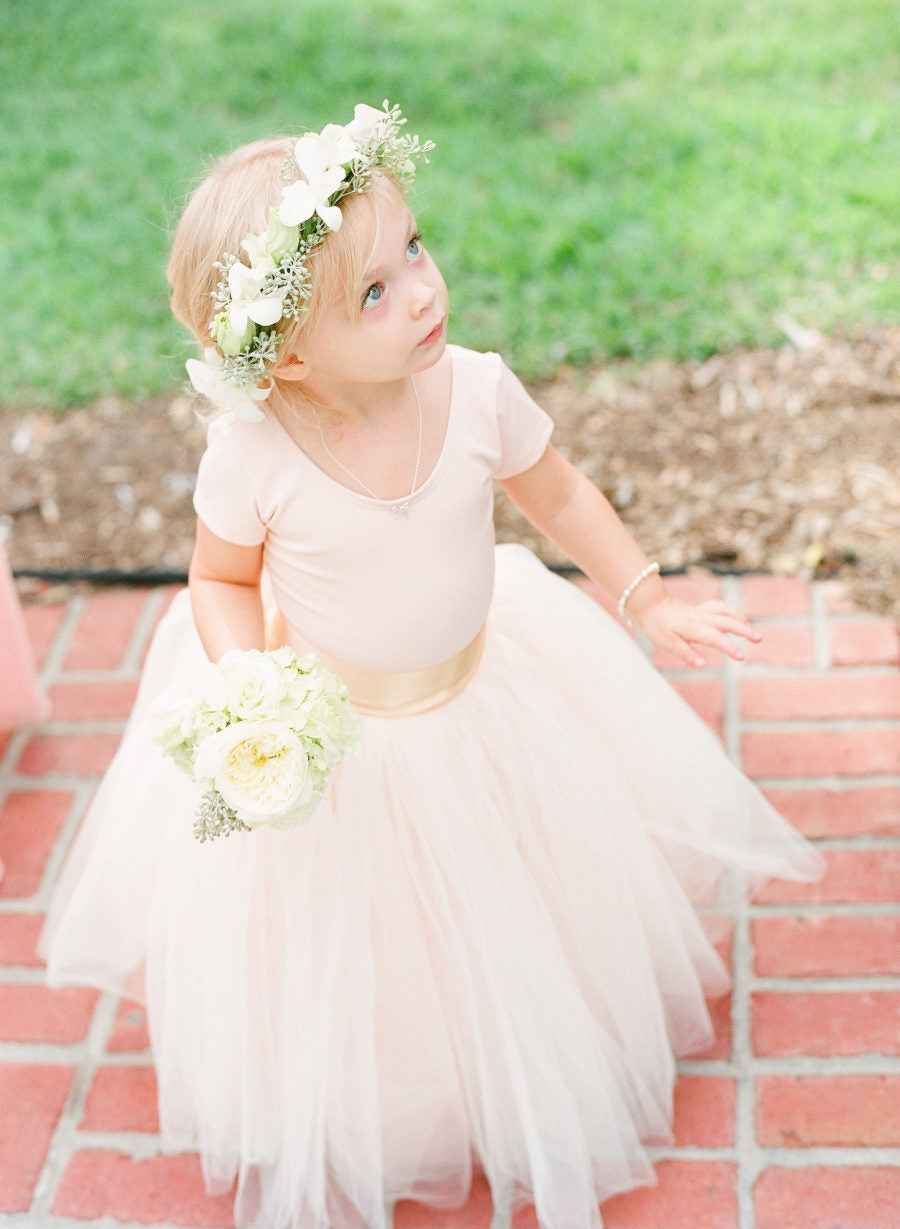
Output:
top-left (186, 350), bottom-right (270, 421)
top-left (279, 159), bottom-right (348, 231)
top-left (299, 123), bottom-right (357, 171)
top-left (226, 262), bottom-right (285, 331)
top-left (346, 103), bottom-right (390, 142)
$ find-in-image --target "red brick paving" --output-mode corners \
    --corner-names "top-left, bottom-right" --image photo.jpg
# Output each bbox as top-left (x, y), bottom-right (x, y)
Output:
top-left (0, 576), bottom-right (897, 1228)
top-left (753, 1166), bottom-right (900, 1229)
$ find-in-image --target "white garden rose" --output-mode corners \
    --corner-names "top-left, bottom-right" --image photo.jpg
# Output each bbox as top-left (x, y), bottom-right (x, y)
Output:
top-left (217, 649), bottom-right (290, 721)
top-left (153, 646), bottom-right (360, 841)
top-left (194, 720), bottom-right (315, 827)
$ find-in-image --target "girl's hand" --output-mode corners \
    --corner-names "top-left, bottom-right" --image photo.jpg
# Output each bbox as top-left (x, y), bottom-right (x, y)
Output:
top-left (633, 596), bottom-right (762, 669)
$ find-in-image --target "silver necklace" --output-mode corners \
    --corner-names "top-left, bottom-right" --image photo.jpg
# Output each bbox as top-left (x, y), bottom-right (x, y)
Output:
top-left (314, 375), bottom-right (424, 518)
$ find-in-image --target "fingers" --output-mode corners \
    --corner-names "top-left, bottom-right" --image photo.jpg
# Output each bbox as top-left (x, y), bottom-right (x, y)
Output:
top-left (640, 597), bottom-right (763, 668)
top-left (671, 603), bottom-right (763, 668)
top-left (698, 600), bottom-right (762, 643)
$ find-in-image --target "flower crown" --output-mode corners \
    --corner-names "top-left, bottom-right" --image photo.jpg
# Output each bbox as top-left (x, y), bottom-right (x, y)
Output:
top-left (185, 101), bottom-right (433, 420)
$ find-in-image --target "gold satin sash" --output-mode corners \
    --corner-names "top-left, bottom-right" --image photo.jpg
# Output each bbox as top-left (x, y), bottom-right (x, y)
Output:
top-left (268, 610), bottom-right (486, 718)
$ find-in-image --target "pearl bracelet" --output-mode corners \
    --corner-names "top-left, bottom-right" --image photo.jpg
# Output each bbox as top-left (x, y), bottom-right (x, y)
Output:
top-left (617, 562), bottom-right (661, 623)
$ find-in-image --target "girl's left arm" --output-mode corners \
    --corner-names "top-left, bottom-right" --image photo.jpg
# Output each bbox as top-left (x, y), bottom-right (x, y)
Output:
top-left (499, 445), bottom-right (760, 669)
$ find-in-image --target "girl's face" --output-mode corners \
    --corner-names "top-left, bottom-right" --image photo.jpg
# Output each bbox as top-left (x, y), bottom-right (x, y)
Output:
top-left (287, 184), bottom-right (449, 396)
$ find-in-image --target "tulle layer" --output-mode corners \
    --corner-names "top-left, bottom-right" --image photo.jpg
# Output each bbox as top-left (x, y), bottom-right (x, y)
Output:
top-left (42, 546), bottom-right (821, 1229)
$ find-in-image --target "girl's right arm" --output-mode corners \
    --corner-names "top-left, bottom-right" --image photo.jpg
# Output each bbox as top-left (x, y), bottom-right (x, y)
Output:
top-left (188, 519), bottom-right (266, 661)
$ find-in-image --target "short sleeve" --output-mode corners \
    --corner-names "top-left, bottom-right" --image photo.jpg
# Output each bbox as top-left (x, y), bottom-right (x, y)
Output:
top-left (193, 420), bottom-right (267, 546)
top-left (492, 358), bottom-right (554, 480)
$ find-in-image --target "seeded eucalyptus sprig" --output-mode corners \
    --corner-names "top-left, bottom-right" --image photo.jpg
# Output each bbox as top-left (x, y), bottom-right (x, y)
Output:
top-left (193, 791), bottom-right (251, 843)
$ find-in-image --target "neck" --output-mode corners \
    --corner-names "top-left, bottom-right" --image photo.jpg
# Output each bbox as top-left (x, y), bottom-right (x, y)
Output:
top-left (291, 376), bottom-right (411, 426)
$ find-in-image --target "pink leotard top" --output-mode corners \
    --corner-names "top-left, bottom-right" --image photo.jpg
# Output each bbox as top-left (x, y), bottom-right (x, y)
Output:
top-left (193, 346), bottom-right (554, 672)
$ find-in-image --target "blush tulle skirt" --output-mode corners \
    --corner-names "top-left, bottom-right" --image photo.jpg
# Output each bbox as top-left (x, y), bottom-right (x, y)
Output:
top-left (41, 546), bottom-right (821, 1229)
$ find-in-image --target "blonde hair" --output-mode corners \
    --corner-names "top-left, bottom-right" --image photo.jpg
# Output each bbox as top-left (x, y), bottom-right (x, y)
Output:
top-left (167, 138), bottom-right (405, 415)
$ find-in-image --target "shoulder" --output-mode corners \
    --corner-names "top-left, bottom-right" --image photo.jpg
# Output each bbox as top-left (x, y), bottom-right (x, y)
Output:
top-left (447, 345), bottom-right (511, 404)
top-left (448, 344), bottom-right (505, 378)
top-left (203, 412), bottom-right (281, 472)
top-left (197, 412), bottom-right (287, 505)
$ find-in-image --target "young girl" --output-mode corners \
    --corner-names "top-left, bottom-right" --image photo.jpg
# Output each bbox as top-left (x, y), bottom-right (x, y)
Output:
top-left (43, 104), bottom-right (821, 1229)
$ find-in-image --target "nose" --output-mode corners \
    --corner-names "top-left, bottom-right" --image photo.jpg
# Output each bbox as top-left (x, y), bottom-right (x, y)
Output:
top-left (409, 276), bottom-right (437, 319)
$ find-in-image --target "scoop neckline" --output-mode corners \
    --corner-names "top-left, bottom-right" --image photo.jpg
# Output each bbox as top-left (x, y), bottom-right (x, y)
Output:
top-left (263, 347), bottom-right (459, 511)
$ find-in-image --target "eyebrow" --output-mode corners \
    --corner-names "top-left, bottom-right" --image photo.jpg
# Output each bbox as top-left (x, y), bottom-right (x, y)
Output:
top-left (360, 211), bottom-right (418, 283)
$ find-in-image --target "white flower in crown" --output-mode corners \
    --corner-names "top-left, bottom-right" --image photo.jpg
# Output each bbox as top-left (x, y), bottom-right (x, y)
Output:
top-left (345, 102), bottom-right (390, 142)
top-left (278, 125), bottom-right (359, 231)
top-left (185, 349), bottom-right (270, 421)
top-left (226, 262), bottom-right (286, 332)
top-left (241, 208), bottom-right (301, 271)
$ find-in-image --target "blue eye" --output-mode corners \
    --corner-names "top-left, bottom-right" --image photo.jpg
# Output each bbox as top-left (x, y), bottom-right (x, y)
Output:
top-left (406, 235), bottom-right (422, 259)
top-left (362, 283), bottom-right (383, 309)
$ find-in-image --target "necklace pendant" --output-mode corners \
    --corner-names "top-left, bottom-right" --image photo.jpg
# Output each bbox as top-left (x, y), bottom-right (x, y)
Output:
top-left (392, 500), bottom-right (412, 518)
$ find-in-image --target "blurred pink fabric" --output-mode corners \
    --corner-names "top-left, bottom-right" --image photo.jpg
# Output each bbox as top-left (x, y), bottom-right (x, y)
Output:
top-left (0, 542), bottom-right (49, 730)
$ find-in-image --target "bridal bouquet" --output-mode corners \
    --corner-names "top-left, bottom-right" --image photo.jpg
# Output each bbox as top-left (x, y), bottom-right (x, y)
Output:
top-left (150, 647), bottom-right (361, 842)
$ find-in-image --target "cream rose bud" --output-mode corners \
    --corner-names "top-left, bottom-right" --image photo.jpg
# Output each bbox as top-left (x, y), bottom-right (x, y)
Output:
top-left (214, 312), bottom-right (255, 357)
top-left (242, 210), bottom-right (300, 268)
top-left (194, 720), bottom-right (314, 826)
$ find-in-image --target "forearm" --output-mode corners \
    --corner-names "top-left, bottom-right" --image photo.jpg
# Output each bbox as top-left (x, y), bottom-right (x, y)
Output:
top-left (503, 448), bottom-right (759, 666)
top-left (189, 575), bottom-right (266, 661)
top-left (524, 471), bottom-right (666, 618)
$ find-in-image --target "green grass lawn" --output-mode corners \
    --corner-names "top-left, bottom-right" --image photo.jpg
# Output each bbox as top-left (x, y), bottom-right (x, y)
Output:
top-left (2, 0), bottom-right (898, 408)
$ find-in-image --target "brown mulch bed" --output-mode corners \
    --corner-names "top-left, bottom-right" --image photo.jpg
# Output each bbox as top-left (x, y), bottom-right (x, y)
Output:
top-left (3, 324), bottom-right (899, 622)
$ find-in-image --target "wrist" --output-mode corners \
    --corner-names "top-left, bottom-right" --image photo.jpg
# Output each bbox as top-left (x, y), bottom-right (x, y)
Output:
top-left (626, 575), bottom-right (667, 625)
top-left (617, 562), bottom-right (664, 624)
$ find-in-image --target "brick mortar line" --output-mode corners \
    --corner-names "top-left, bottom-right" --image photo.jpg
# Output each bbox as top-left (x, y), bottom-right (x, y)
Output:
top-left (0, 728), bottom-right (32, 803)
top-left (36, 596), bottom-right (87, 691)
top-left (664, 664), bottom-right (900, 680)
top-left (47, 669), bottom-right (146, 684)
top-left (748, 1147), bottom-right (900, 1167)
top-left (775, 834), bottom-right (900, 849)
top-left (752, 772), bottom-right (900, 788)
top-left (741, 717), bottom-right (900, 731)
top-left (746, 1055), bottom-right (900, 1074)
top-left (747, 903), bottom-right (899, 917)
top-left (677, 1059), bottom-right (738, 1075)
top-left (30, 992), bottom-right (120, 1220)
top-left (119, 587), bottom-right (168, 675)
top-left (645, 1145), bottom-right (737, 1162)
top-left (31, 783), bottom-right (96, 916)
top-left (811, 581), bottom-right (833, 671)
top-left (17, 720), bottom-right (131, 735)
top-left (0, 1042), bottom-right (151, 1063)
top-left (720, 578), bottom-right (758, 1229)
top-left (0, 1216), bottom-right (196, 1229)
top-left (750, 976), bottom-right (900, 991)
top-left (49, 1131), bottom-right (170, 1160)
top-left (2, 772), bottom-right (107, 794)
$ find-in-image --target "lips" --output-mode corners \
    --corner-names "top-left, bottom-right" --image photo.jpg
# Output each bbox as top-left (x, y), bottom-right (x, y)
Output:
top-left (418, 319), bottom-right (445, 346)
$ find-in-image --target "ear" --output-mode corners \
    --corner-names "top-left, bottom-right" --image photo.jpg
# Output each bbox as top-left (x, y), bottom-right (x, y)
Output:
top-left (275, 351), bottom-right (309, 383)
